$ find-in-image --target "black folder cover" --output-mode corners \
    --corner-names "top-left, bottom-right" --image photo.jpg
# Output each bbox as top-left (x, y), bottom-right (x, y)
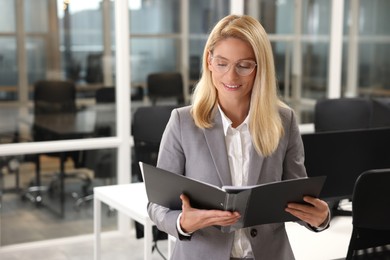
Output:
top-left (140, 162), bottom-right (326, 233)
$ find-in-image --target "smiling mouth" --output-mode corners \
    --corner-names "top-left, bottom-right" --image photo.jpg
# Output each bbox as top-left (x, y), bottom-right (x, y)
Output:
top-left (224, 83), bottom-right (240, 89)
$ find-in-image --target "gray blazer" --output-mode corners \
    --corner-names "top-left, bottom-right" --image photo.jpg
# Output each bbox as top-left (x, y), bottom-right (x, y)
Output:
top-left (147, 105), bottom-right (310, 260)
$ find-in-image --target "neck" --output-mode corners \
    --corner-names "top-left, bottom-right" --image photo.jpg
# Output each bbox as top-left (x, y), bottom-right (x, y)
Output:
top-left (219, 101), bottom-right (250, 128)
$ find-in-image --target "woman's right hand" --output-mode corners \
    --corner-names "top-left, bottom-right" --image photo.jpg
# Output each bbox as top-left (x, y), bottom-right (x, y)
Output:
top-left (179, 194), bottom-right (241, 233)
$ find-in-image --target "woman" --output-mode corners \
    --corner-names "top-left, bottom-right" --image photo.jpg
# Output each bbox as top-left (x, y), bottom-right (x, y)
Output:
top-left (147, 14), bottom-right (329, 260)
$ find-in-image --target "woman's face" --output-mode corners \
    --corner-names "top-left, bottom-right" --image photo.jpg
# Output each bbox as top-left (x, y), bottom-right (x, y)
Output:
top-left (208, 37), bottom-right (256, 106)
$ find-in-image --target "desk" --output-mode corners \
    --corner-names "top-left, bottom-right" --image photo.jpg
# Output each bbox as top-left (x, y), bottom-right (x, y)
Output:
top-left (287, 216), bottom-right (352, 260)
top-left (94, 183), bottom-right (156, 260)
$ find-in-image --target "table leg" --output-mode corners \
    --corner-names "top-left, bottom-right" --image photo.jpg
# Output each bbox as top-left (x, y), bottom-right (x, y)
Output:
top-left (144, 220), bottom-right (153, 260)
top-left (94, 196), bottom-right (102, 260)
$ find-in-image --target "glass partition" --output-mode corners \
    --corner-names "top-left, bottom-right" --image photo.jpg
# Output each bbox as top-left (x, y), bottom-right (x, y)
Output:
top-left (0, 0), bottom-right (119, 246)
top-left (342, 0), bottom-right (390, 97)
top-left (0, 0), bottom-right (15, 32)
top-left (188, 0), bottom-right (230, 90)
top-left (246, 0), bottom-right (331, 123)
top-left (129, 0), bottom-right (182, 105)
top-left (0, 38), bottom-right (18, 101)
top-left (131, 38), bottom-right (179, 85)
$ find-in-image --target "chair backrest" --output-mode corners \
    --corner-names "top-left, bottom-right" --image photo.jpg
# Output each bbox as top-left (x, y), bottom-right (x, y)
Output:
top-left (370, 98), bottom-right (390, 128)
top-left (85, 53), bottom-right (103, 83)
top-left (32, 80), bottom-right (79, 162)
top-left (94, 87), bottom-right (116, 137)
top-left (95, 87), bottom-right (115, 103)
top-left (346, 168), bottom-right (390, 259)
top-left (33, 80), bottom-right (77, 115)
top-left (314, 98), bottom-right (372, 132)
top-left (132, 105), bottom-right (176, 180)
top-left (84, 149), bottom-right (117, 180)
top-left (147, 72), bottom-right (184, 105)
top-left (132, 105), bottom-right (175, 145)
top-left (352, 168), bottom-right (390, 230)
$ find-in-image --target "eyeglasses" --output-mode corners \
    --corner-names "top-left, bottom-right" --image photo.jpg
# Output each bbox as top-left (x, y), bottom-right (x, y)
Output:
top-left (210, 56), bottom-right (257, 76)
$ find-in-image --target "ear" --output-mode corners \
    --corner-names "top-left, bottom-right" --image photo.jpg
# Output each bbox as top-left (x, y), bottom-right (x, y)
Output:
top-left (207, 51), bottom-right (213, 72)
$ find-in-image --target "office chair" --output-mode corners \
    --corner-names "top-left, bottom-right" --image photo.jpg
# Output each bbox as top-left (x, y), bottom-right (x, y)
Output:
top-left (94, 87), bottom-right (116, 137)
top-left (73, 87), bottom-right (116, 209)
top-left (132, 105), bottom-right (176, 182)
top-left (85, 53), bottom-right (103, 83)
top-left (314, 97), bottom-right (372, 132)
top-left (95, 86), bottom-right (115, 104)
top-left (22, 80), bottom-right (90, 206)
top-left (74, 149), bottom-right (116, 210)
top-left (132, 105), bottom-right (176, 245)
top-left (147, 72), bottom-right (184, 105)
top-left (346, 168), bottom-right (390, 259)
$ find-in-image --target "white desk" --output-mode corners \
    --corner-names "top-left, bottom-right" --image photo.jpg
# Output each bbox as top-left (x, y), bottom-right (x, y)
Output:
top-left (94, 183), bottom-right (155, 260)
top-left (287, 216), bottom-right (353, 260)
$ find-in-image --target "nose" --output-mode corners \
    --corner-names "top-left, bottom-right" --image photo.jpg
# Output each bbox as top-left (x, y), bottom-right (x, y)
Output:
top-left (225, 64), bottom-right (240, 80)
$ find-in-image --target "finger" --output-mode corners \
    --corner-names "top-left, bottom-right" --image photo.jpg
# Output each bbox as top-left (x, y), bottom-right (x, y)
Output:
top-left (205, 209), bottom-right (240, 218)
top-left (205, 214), bottom-right (241, 226)
top-left (286, 203), bottom-right (329, 227)
top-left (303, 196), bottom-right (324, 208)
top-left (180, 194), bottom-right (191, 210)
top-left (286, 202), bottom-right (314, 213)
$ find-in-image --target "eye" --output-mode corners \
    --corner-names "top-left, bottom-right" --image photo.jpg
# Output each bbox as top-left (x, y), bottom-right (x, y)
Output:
top-left (213, 58), bottom-right (228, 67)
top-left (237, 61), bottom-right (254, 69)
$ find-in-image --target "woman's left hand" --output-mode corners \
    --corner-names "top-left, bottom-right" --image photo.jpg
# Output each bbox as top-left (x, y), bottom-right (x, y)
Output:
top-left (285, 196), bottom-right (329, 228)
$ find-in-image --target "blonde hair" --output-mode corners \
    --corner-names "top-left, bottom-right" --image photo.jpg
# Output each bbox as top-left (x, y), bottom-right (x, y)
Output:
top-left (191, 14), bottom-right (286, 157)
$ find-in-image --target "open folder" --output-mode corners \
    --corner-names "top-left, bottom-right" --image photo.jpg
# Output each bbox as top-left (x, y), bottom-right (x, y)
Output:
top-left (140, 162), bottom-right (326, 233)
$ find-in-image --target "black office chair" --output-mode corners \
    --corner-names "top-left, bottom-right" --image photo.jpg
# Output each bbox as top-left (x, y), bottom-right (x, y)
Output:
top-left (95, 86), bottom-right (115, 104)
top-left (74, 148), bottom-right (117, 210)
top-left (85, 53), bottom-right (103, 84)
top-left (132, 105), bottom-right (176, 182)
top-left (94, 87), bottom-right (116, 137)
top-left (346, 168), bottom-right (390, 259)
top-left (22, 80), bottom-right (90, 206)
top-left (147, 72), bottom-right (184, 105)
top-left (132, 105), bottom-right (176, 246)
top-left (314, 98), bottom-right (372, 132)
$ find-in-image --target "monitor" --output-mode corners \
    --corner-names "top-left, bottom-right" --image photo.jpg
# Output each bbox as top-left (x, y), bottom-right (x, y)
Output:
top-left (302, 127), bottom-right (390, 202)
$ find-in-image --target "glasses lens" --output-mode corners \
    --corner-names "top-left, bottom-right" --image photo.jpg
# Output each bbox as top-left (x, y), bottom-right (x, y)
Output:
top-left (211, 57), bottom-right (256, 76)
top-left (236, 61), bottom-right (256, 76)
top-left (211, 58), bottom-right (230, 74)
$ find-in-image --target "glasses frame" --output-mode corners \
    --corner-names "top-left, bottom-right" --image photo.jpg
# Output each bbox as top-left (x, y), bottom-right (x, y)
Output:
top-left (209, 55), bottom-right (257, 77)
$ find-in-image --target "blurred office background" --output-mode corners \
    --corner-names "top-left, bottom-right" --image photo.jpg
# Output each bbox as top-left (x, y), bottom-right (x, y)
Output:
top-left (0, 0), bottom-right (389, 250)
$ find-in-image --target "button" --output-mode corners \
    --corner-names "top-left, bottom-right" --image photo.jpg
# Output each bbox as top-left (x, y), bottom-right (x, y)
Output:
top-left (250, 228), bottom-right (257, 237)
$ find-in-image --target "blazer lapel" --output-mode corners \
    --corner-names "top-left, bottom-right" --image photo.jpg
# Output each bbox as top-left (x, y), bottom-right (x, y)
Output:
top-left (203, 110), bottom-right (232, 186)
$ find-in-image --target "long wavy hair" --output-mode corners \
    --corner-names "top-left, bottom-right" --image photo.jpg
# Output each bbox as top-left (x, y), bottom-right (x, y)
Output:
top-left (191, 14), bottom-right (287, 157)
